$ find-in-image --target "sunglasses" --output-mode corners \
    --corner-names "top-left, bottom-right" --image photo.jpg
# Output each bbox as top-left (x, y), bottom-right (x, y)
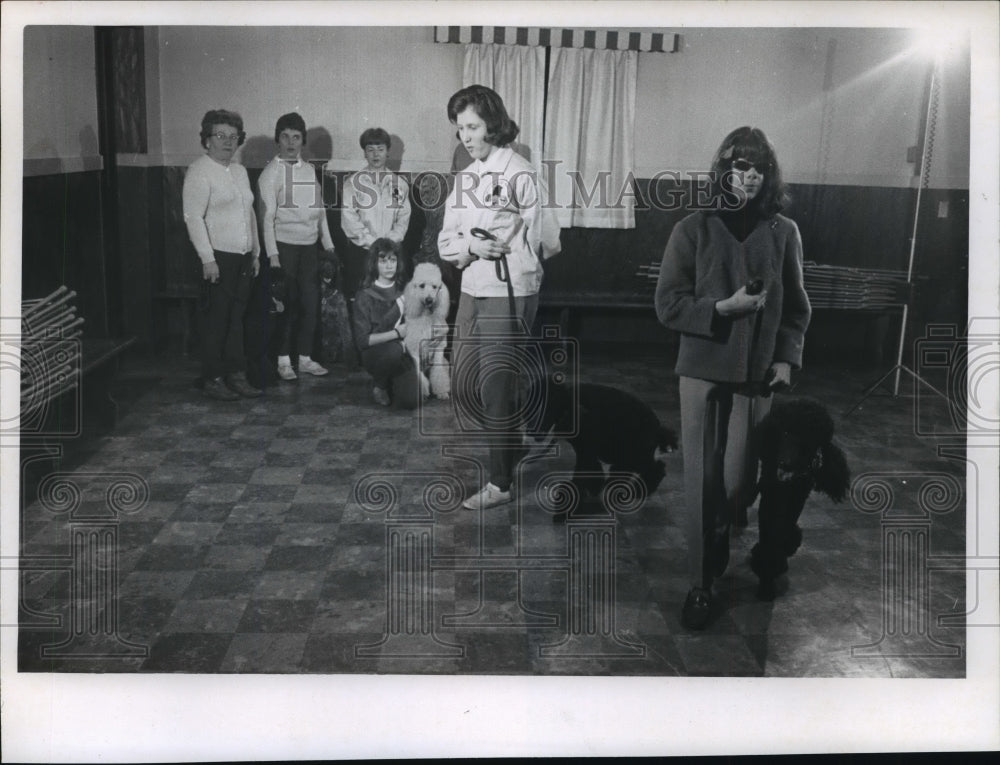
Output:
top-left (731, 158), bottom-right (768, 173)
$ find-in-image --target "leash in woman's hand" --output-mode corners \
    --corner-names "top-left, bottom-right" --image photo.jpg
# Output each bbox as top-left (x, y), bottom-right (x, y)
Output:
top-left (471, 227), bottom-right (517, 325)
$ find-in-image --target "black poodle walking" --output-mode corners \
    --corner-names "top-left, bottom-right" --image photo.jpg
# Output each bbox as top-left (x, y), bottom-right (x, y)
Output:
top-left (528, 378), bottom-right (677, 518)
top-left (749, 396), bottom-right (850, 600)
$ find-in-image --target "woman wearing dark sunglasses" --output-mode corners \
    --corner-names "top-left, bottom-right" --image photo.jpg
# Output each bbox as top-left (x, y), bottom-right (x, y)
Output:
top-left (654, 126), bottom-right (812, 630)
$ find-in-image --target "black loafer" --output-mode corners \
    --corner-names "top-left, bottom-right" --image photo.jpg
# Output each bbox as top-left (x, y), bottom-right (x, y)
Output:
top-left (203, 376), bottom-right (239, 401)
top-left (226, 372), bottom-right (261, 398)
top-left (681, 587), bottom-right (713, 630)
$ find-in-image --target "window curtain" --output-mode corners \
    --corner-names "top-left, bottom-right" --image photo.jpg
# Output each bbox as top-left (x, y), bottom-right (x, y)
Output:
top-left (463, 43), bottom-right (546, 175)
top-left (545, 47), bottom-right (638, 228)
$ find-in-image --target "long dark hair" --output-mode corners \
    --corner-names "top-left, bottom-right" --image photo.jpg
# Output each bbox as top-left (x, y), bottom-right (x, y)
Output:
top-left (710, 126), bottom-right (789, 217)
top-left (447, 85), bottom-right (519, 147)
top-left (363, 238), bottom-right (405, 289)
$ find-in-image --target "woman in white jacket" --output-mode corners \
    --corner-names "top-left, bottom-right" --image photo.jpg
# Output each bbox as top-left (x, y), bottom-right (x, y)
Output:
top-left (438, 85), bottom-right (561, 511)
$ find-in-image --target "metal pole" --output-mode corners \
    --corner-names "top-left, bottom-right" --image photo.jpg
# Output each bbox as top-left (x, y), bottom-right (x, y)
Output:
top-left (893, 57), bottom-right (938, 395)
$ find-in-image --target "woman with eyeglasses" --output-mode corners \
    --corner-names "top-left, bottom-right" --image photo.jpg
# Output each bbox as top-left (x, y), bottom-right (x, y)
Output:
top-left (182, 109), bottom-right (262, 401)
top-left (654, 126), bottom-right (812, 630)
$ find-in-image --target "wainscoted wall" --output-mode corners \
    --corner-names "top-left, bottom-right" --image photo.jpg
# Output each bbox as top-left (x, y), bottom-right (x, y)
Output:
top-left (23, 154), bottom-right (966, 364)
top-left (22, 171), bottom-right (110, 338)
top-left (114, 168), bottom-right (966, 363)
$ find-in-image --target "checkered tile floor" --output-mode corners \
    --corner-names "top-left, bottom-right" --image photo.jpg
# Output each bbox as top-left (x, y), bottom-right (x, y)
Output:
top-left (18, 345), bottom-right (968, 676)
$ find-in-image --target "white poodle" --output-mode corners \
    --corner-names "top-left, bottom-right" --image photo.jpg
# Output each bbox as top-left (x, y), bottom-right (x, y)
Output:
top-left (402, 262), bottom-right (451, 399)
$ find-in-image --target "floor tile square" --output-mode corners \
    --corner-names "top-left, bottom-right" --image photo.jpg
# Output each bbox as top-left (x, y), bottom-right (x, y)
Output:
top-left (220, 633), bottom-right (309, 672)
top-left (236, 599), bottom-right (318, 632)
top-left (199, 537), bottom-right (272, 568)
top-left (165, 598), bottom-right (248, 633)
top-left (264, 545), bottom-right (333, 571)
top-left (252, 571), bottom-right (324, 600)
top-left (142, 633), bottom-right (233, 672)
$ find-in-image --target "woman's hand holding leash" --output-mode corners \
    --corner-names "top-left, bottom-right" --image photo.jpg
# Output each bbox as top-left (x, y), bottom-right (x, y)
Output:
top-left (716, 281), bottom-right (767, 317)
top-left (469, 228), bottom-right (511, 261)
top-left (716, 286), bottom-right (767, 317)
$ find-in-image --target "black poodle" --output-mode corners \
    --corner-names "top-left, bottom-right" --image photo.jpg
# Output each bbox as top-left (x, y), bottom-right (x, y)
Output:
top-left (318, 250), bottom-right (356, 366)
top-left (749, 396), bottom-right (850, 600)
top-left (528, 378), bottom-right (678, 520)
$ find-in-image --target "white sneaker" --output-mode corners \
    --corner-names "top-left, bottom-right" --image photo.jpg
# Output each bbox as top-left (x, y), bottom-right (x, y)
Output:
top-left (462, 482), bottom-right (512, 510)
top-left (298, 357), bottom-right (329, 376)
top-left (277, 363), bottom-right (297, 381)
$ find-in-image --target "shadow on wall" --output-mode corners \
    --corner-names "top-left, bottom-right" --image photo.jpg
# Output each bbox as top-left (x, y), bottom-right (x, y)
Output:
top-left (239, 135), bottom-right (276, 169)
top-left (306, 127), bottom-right (332, 165)
top-left (238, 127), bottom-right (334, 169)
top-left (388, 133), bottom-right (405, 173)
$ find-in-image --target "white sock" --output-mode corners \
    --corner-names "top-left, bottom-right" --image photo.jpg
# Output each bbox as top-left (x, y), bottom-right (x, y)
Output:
top-left (300, 355), bottom-right (312, 363)
top-left (278, 355), bottom-right (291, 366)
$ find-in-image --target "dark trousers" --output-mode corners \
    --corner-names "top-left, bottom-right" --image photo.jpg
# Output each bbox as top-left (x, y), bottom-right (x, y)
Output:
top-left (200, 250), bottom-right (254, 380)
top-left (453, 292), bottom-right (539, 492)
top-left (276, 241), bottom-right (319, 357)
top-left (361, 341), bottom-right (419, 410)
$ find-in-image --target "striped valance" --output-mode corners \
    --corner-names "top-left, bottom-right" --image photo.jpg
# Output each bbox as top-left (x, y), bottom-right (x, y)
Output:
top-left (434, 26), bottom-right (681, 53)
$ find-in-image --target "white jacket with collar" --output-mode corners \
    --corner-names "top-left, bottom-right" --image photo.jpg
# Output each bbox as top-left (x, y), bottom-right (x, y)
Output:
top-left (341, 169), bottom-right (411, 248)
top-left (438, 146), bottom-right (562, 298)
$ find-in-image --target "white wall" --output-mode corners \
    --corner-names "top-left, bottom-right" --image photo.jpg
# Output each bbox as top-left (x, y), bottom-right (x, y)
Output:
top-left (22, 26), bottom-right (101, 175)
top-left (22, 25), bottom-right (970, 189)
top-left (155, 26), bottom-right (464, 171)
top-left (634, 27), bottom-right (970, 188)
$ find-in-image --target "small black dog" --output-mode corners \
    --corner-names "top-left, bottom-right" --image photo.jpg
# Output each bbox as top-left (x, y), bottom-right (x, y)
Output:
top-left (318, 251), bottom-right (356, 367)
top-left (244, 263), bottom-right (287, 390)
top-left (528, 378), bottom-right (678, 519)
top-left (749, 396), bottom-right (850, 600)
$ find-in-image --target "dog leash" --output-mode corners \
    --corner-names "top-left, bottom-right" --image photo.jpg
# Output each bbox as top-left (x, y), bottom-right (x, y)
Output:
top-left (471, 227), bottom-right (517, 327)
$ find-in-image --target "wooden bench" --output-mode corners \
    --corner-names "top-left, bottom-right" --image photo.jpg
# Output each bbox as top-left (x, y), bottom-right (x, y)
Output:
top-left (538, 259), bottom-right (912, 364)
top-left (536, 262), bottom-right (660, 345)
top-left (20, 286), bottom-right (135, 436)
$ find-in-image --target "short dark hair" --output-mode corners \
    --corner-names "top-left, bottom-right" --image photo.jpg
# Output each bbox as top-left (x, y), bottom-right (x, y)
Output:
top-left (364, 238), bottom-right (405, 288)
top-left (447, 85), bottom-right (519, 148)
top-left (360, 127), bottom-right (391, 151)
top-left (274, 112), bottom-right (307, 145)
top-left (199, 109), bottom-right (245, 149)
top-left (710, 126), bottom-right (789, 217)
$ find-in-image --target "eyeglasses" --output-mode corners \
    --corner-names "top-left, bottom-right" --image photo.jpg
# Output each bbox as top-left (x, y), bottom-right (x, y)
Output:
top-left (212, 132), bottom-right (240, 143)
top-left (731, 158), bottom-right (767, 173)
